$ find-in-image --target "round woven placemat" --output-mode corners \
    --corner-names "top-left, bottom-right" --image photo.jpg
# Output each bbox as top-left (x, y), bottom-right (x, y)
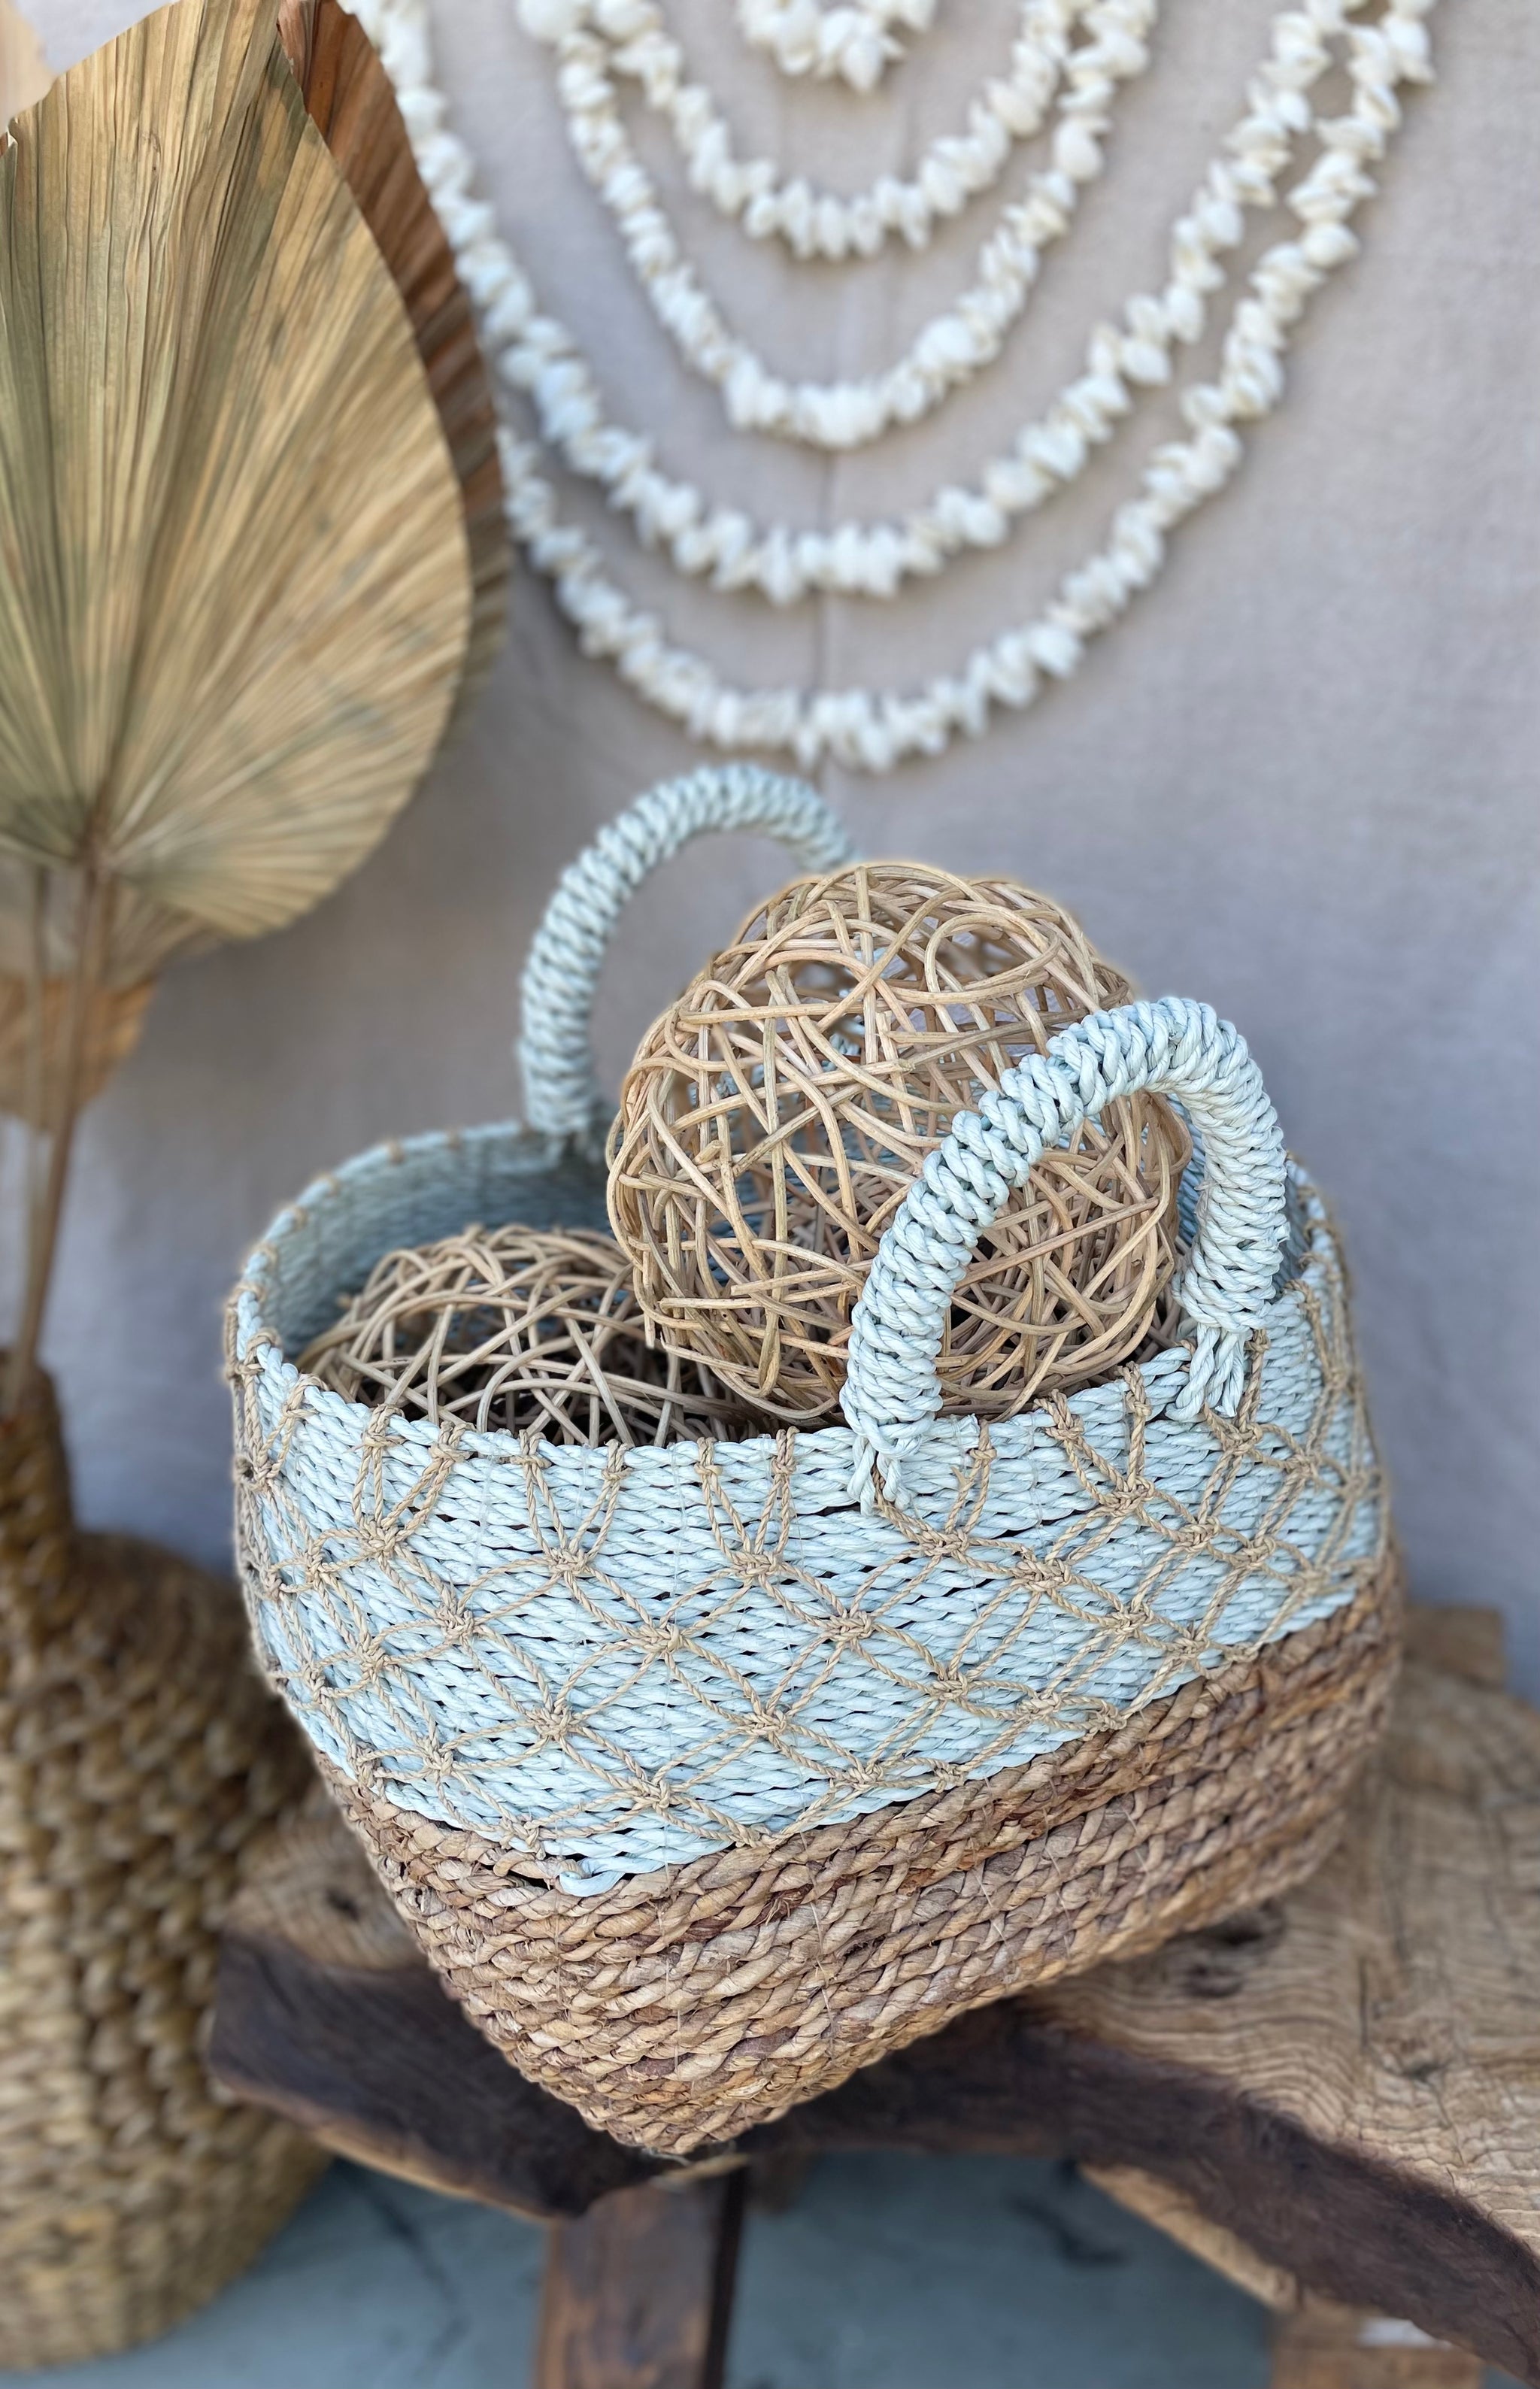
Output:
top-left (0, 1372), bottom-right (323, 2369)
top-left (330, 1551), bottom-right (1401, 2157)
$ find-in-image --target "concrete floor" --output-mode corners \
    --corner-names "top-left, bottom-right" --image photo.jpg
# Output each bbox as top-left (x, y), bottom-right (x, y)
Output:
top-left (4, 2154), bottom-right (1522, 2389)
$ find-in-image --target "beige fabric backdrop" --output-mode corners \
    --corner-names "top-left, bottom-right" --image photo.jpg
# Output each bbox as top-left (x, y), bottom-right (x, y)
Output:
top-left (15, 1), bottom-right (1540, 1681)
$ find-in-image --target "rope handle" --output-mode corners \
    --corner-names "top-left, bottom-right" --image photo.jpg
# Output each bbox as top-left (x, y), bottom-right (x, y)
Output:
top-left (841, 997), bottom-right (1290, 1501)
top-left (518, 766), bottom-right (855, 1141)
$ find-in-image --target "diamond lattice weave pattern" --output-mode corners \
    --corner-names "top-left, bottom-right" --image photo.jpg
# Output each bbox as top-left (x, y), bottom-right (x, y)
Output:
top-left (325, 1554), bottom-right (1399, 2154)
top-left (232, 1127), bottom-right (1382, 1895)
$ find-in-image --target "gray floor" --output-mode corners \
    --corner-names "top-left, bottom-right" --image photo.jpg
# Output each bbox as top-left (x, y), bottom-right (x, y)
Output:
top-left (5, 2154), bottom-right (1520, 2389)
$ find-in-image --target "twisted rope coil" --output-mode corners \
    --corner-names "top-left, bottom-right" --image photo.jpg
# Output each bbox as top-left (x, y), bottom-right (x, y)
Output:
top-left (518, 763), bottom-right (854, 1138)
top-left (842, 996), bottom-right (1287, 1494)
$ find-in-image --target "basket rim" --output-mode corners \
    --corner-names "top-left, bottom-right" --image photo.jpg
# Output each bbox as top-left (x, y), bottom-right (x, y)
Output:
top-left (230, 1115), bottom-right (1332, 1484)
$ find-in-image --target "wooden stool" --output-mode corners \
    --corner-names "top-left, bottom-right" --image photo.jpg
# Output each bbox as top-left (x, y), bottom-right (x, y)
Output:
top-left (211, 1608), bottom-right (1540, 2387)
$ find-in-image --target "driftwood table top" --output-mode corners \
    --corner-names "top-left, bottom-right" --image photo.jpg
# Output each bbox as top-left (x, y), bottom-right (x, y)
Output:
top-left (211, 1607), bottom-right (1540, 2384)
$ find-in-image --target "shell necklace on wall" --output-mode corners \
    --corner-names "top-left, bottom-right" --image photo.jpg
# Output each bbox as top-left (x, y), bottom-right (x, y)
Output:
top-left (358, 0), bottom-right (1437, 773)
top-left (735, 0), bottom-right (940, 90)
top-left (532, 0), bottom-right (1156, 445)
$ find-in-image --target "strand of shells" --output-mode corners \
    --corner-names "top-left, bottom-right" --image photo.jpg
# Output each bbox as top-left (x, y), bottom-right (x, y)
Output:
top-left (735, 0), bottom-right (938, 89)
top-left (414, 0), bottom-right (1414, 605)
top-left (361, 0), bottom-right (1435, 770)
top-left (528, 2), bottom-right (1156, 449)
top-left (300, 1224), bottom-right (747, 1445)
top-left (523, 0), bottom-right (1095, 261)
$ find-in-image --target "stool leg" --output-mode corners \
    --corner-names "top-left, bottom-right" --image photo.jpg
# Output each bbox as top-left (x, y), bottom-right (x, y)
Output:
top-left (535, 2171), bottom-right (746, 2389)
top-left (1271, 2302), bottom-right (1484, 2387)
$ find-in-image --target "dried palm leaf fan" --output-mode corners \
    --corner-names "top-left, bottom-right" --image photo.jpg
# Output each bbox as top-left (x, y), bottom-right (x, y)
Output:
top-left (0, 865), bottom-right (165, 1129)
top-left (0, 0), bottom-right (474, 2361)
top-left (0, 0), bottom-right (508, 1130)
top-left (0, 0), bottom-right (474, 1403)
top-left (0, 6), bottom-right (58, 1102)
top-left (277, 0), bottom-right (508, 711)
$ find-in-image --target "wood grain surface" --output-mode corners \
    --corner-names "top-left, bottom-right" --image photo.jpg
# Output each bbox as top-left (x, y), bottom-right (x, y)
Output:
top-left (1000, 1618), bottom-right (1540, 2372)
top-left (1269, 2301), bottom-right (1484, 2389)
top-left (211, 1607), bottom-right (1540, 2381)
top-left (1085, 2167), bottom-right (1486, 2384)
top-left (1084, 2164), bottom-right (1304, 2311)
top-left (534, 2175), bottom-right (743, 2389)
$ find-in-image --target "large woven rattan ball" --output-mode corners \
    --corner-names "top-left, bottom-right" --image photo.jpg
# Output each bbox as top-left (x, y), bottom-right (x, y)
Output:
top-left (607, 864), bottom-right (1191, 1423)
top-left (300, 1225), bottom-right (746, 1446)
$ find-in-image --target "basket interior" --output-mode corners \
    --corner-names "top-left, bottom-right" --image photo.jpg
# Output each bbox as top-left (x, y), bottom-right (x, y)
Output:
top-left (256, 1120), bottom-right (1311, 1389)
top-left (263, 1127), bottom-right (611, 1360)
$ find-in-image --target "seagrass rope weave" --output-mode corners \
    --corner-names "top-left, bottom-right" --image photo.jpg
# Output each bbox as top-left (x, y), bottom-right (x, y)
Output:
top-left (329, 1548), bottom-right (1401, 2154)
top-left (233, 1168), bottom-right (1382, 1890)
top-left (0, 1372), bottom-right (323, 2369)
top-left (231, 777), bottom-right (1397, 2157)
top-left (299, 1223), bottom-right (749, 1445)
top-left (607, 863), bottom-right (1191, 1423)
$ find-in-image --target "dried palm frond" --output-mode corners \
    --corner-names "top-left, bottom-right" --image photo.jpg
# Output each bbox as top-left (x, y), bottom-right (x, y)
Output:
top-left (0, 856), bottom-right (203, 1123)
top-left (0, 864), bottom-right (158, 1124)
top-left (0, 0), bottom-right (505, 1103)
top-left (279, 0), bottom-right (508, 713)
top-left (0, 975), bottom-right (153, 1133)
top-left (0, 855), bottom-right (215, 995)
top-left (0, 0), bottom-right (474, 1402)
top-left (0, 0), bottom-right (471, 953)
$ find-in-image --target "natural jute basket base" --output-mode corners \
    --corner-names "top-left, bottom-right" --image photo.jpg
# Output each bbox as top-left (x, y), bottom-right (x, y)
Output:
top-left (0, 1375), bottom-right (324, 2369)
top-left (329, 1552), bottom-right (1401, 2157)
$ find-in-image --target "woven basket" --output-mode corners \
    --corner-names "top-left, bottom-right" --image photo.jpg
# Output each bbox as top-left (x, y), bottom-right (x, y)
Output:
top-left (0, 1369), bottom-right (323, 2368)
top-left (230, 766), bottom-right (1399, 2157)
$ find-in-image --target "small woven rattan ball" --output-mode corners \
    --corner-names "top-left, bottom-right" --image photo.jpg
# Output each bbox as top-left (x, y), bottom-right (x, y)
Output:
top-left (607, 863), bottom-right (1191, 1423)
top-left (299, 1225), bottom-right (746, 1447)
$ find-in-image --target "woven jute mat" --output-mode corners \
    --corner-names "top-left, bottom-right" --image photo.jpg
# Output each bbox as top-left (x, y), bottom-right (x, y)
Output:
top-left (0, 1372), bottom-right (324, 2369)
top-left (330, 1551), bottom-right (1402, 2156)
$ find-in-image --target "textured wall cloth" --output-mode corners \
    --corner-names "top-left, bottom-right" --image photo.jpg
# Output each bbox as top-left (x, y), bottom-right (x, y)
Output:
top-left (16, 0), bottom-right (1540, 1684)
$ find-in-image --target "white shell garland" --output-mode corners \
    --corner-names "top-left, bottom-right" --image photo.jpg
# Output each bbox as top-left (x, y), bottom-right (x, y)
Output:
top-left (532, 0), bottom-right (1097, 261)
top-left (362, 0), bottom-right (1435, 773)
top-left (471, 2), bottom-right (1343, 606)
top-left (517, 0), bottom-right (938, 95)
top-left (735, 0), bottom-right (938, 91)
top-left (532, 3), bottom-right (1155, 447)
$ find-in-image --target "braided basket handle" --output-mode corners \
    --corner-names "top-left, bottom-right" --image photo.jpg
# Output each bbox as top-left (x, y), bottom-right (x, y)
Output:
top-left (841, 997), bottom-right (1290, 1501)
top-left (519, 766), bottom-right (855, 1141)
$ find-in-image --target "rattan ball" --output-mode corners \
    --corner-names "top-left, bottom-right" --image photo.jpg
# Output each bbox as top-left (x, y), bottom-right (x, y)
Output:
top-left (299, 1224), bottom-right (747, 1447)
top-left (607, 863), bottom-right (1191, 1423)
